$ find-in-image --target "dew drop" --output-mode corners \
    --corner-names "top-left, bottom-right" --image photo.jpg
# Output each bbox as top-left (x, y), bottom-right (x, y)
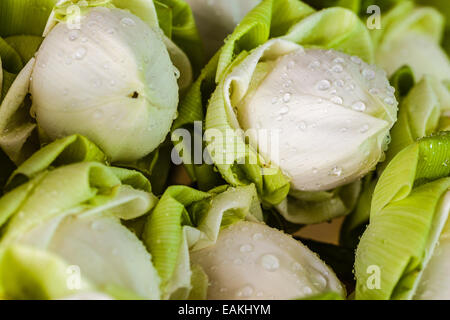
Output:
top-left (312, 168), bottom-right (318, 174)
top-left (68, 30), bottom-right (80, 41)
top-left (331, 64), bottom-right (343, 73)
top-left (314, 274), bottom-right (328, 289)
top-left (73, 46), bottom-right (87, 60)
top-left (384, 97), bottom-right (395, 105)
top-left (329, 166), bottom-right (342, 177)
top-left (237, 285), bottom-right (254, 298)
top-left (121, 17), bottom-right (136, 27)
top-left (352, 101), bottom-right (366, 112)
top-left (308, 60), bottom-right (321, 70)
top-left (317, 79), bottom-right (331, 91)
top-left (360, 124), bottom-right (370, 133)
top-left (292, 262), bottom-right (303, 272)
top-left (335, 79), bottom-right (345, 87)
top-left (331, 96), bottom-right (343, 105)
top-left (260, 254), bottom-right (280, 272)
top-left (240, 244), bottom-right (253, 253)
top-left (369, 88), bottom-right (379, 95)
top-left (350, 56), bottom-right (362, 64)
top-left (282, 93), bottom-right (291, 103)
top-left (271, 97), bottom-right (278, 104)
top-left (362, 68), bottom-right (375, 80)
top-left (252, 233), bottom-right (263, 241)
top-left (297, 121), bottom-right (307, 131)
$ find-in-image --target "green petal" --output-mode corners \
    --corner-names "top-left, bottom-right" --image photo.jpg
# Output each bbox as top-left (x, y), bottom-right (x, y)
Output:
top-left (372, 132), bottom-right (450, 217)
top-left (0, 0), bottom-right (57, 37)
top-left (0, 244), bottom-right (93, 300)
top-left (6, 135), bottom-right (107, 192)
top-left (283, 7), bottom-right (374, 63)
top-left (156, 0), bottom-right (204, 74)
top-left (355, 132), bottom-right (450, 299)
top-left (5, 35), bottom-right (43, 64)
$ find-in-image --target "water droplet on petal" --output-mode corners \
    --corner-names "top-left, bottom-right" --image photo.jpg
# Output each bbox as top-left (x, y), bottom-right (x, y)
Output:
top-left (317, 79), bottom-right (331, 91)
top-left (362, 68), bottom-right (375, 80)
top-left (360, 124), bottom-right (370, 133)
top-left (331, 96), bottom-right (343, 105)
top-left (329, 166), bottom-right (342, 177)
top-left (236, 285), bottom-right (254, 297)
top-left (283, 93), bottom-right (291, 103)
top-left (260, 254), bottom-right (280, 272)
top-left (292, 262), bottom-right (303, 271)
top-left (297, 121), bottom-right (307, 131)
top-left (68, 30), bottom-right (80, 41)
top-left (335, 79), bottom-right (345, 87)
top-left (240, 244), bottom-right (253, 253)
top-left (308, 60), bottom-right (321, 70)
top-left (253, 233), bottom-right (263, 241)
top-left (352, 101), bottom-right (366, 112)
top-left (331, 64), bottom-right (343, 73)
top-left (350, 56), bottom-right (362, 64)
top-left (121, 17), bottom-right (136, 27)
top-left (333, 57), bottom-right (345, 64)
top-left (369, 88), bottom-right (379, 95)
top-left (384, 97), bottom-right (395, 105)
top-left (73, 46), bottom-right (87, 60)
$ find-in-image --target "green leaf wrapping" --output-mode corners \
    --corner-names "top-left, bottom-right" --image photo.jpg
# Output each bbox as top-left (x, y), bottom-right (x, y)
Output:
top-left (355, 132), bottom-right (450, 299)
top-left (143, 183), bottom-right (263, 299)
top-left (6, 134), bottom-right (107, 192)
top-left (154, 0), bottom-right (204, 75)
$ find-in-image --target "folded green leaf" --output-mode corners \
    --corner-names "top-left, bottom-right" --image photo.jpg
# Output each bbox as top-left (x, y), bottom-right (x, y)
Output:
top-left (355, 132), bottom-right (450, 299)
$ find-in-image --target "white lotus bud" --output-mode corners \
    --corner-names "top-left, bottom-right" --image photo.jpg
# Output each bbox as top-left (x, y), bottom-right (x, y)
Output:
top-left (31, 7), bottom-right (179, 162)
top-left (236, 48), bottom-right (397, 192)
top-left (190, 221), bottom-right (344, 300)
